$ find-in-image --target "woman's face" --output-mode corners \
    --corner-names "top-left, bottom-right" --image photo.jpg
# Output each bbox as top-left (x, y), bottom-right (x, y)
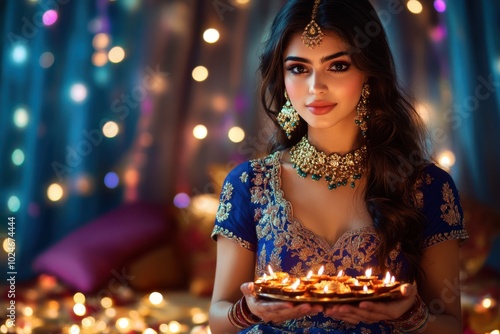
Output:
top-left (283, 32), bottom-right (366, 134)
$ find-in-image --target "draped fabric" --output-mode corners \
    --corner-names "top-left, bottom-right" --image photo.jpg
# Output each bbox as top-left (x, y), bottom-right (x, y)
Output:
top-left (0, 0), bottom-right (498, 280)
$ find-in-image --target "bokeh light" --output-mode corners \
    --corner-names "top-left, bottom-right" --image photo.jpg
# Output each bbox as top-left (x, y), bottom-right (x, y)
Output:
top-left (434, 0), bottom-right (446, 12)
top-left (73, 303), bottom-right (86, 317)
top-left (12, 44), bottom-right (28, 63)
top-left (93, 33), bottom-right (110, 49)
top-left (168, 321), bottom-right (181, 333)
top-left (3, 238), bottom-right (14, 253)
top-left (104, 172), bottom-right (119, 189)
top-left (13, 107), bottom-right (29, 128)
top-left (70, 83), bottom-right (88, 102)
top-left (102, 121), bottom-right (119, 138)
top-left (228, 126), bottom-right (245, 143)
top-left (100, 297), bottom-right (113, 308)
top-left (11, 149), bottom-right (25, 166)
top-left (7, 196), bottom-right (21, 213)
top-left (149, 292), bottom-right (163, 305)
top-left (193, 124), bottom-right (208, 139)
top-left (437, 150), bottom-right (456, 169)
top-left (47, 183), bottom-right (64, 202)
top-left (236, 0), bottom-right (250, 3)
top-left (173, 193), bottom-right (190, 208)
top-left (203, 28), bottom-right (220, 43)
top-left (42, 10), bottom-right (58, 26)
top-left (73, 292), bottom-right (86, 304)
top-left (75, 175), bottom-right (93, 195)
top-left (116, 318), bottom-right (132, 331)
top-left (108, 46), bottom-right (125, 63)
top-left (39, 51), bottom-right (55, 68)
top-left (92, 51), bottom-right (108, 67)
top-left (192, 66), bottom-right (209, 82)
top-left (124, 169), bottom-right (140, 187)
top-left (407, 0), bottom-right (423, 14)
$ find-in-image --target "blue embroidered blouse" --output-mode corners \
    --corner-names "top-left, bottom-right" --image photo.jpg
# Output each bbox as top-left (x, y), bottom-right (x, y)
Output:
top-left (211, 152), bottom-right (468, 333)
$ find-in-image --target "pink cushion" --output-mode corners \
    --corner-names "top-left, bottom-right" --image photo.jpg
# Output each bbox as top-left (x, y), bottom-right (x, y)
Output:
top-left (32, 202), bottom-right (173, 292)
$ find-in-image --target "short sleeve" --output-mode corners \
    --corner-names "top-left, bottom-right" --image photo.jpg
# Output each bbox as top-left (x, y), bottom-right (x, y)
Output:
top-left (211, 161), bottom-right (257, 252)
top-left (417, 164), bottom-right (469, 248)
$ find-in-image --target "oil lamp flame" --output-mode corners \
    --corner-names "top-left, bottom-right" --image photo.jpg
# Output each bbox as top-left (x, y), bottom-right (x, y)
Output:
top-left (307, 270), bottom-right (313, 279)
top-left (291, 279), bottom-right (301, 290)
top-left (363, 285), bottom-right (368, 292)
top-left (268, 265), bottom-right (274, 277)
top-left (384, 272), bottom-right (391, 284)
top-left (365, 268), bottom-right (372, 278)
top-left (337, 270), bottom-right (343, 277)
top-left (317, 266), bottom-right (324, 276)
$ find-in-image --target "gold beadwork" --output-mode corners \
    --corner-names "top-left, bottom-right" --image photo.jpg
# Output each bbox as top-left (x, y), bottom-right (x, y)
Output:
top-left (290, 136), bottom-right (367, 190)
top-left (302, 0), bottom-right (324, 49)
top-left (277, 92), bottom-right (300, 139)
top-left (354, 83), bottom-right (370, 138)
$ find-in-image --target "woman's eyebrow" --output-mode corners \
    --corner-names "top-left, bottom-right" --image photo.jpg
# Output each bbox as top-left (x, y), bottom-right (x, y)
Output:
top-left (284, 51), bottom-right (349, 63)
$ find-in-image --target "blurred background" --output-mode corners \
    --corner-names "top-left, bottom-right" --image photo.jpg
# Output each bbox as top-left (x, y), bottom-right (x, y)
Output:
top-left (0, 0), bottom-right (499, 333)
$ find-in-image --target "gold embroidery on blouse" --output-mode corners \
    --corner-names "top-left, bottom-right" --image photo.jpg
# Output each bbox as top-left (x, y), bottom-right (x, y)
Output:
top-left (240, 171), bottom-right (248, 183)
top-left (211, 225), bottom-right (254, 251)
top-left (440, 182), bottom-right (462, 226)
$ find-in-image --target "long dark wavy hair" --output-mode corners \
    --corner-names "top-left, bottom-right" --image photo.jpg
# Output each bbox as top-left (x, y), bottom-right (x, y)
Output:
top-left (259, 0), bottom-right (427, 282)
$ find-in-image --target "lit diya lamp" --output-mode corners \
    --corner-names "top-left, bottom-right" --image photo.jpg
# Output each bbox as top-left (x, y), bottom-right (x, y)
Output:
top-left (300, 270), bottom-right (320, 286)
top-left (356, 285), bottom-right (375, 297)
top-left (260, 276), bottom-right (290, 294)
top-left (312, 265), bottom-right (331, 281)
top-left (347, 279), bottom-right (365, 291)
top-left (267, 265), bottom-right (289, 282)
top-left (281, 279), bottom-right (307, 297)
top-left (334, 270), bottom-right (350, 283)
top-left (310, 284), bottom-right (337, 298)
top-left (254, 273), bottom-right (272, 290)
top-left (356, 268), bottom-right (377, 283)
top-left (372, 272), bottom-right (401, 294)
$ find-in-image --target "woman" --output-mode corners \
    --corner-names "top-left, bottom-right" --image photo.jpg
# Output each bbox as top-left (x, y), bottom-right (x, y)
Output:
top-left (209, 0), bottom-right (468, 333)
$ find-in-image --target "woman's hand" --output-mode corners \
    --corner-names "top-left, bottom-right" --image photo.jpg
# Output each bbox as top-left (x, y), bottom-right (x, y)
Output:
top-left (240, 282), bottom-right (324, 324)
top-left (324, 283), bottom-right (418, 325)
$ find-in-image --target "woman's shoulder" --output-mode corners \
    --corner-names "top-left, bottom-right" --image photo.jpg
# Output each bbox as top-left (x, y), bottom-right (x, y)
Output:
top-left (416, 163), bottom-right (458, 192)
top-left (224, 152), bottom-right (281, 183)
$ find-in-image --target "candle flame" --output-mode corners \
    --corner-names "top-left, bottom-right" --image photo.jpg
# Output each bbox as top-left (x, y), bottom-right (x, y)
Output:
top-left (384, 272), bottom-right (391, 284)
top-left (482, 298), bottom-right (493, 309)
top-left (365, 268), bottom-right (372, 278)
top-left (263, 273), bottom-right (267, 281)
top-left (391, 276), bottom-right (395, 284)
top-left (363, 285), bottom-right (368, 292)
top-left (337, 270), bottom-right (343, 277)
top-left (291, 279), bottom-right (301, 290)
top-left (354, 279), bottom-right (359, 286)
top-left (318, 266), bottom-right (324, 276)
top-left (307, 270), bottom-right (313, 279)
top-left (282, 277), bottom-right (289, 285)
top-left (268, 265), bottom-right (274, 277)
top-left (323, 285), bottom-right (330, 293)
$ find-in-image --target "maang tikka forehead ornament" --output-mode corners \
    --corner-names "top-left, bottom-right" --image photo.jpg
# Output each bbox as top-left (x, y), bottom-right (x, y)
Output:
top-left (302, 0), bottom-right (324, 49)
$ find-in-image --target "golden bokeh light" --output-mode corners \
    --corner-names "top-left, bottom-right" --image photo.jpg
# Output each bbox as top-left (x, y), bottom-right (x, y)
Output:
top-left (192, 66), bottom-right (209, 82)
top-left (228, 126), bottom-right (245, 143)
top-left (102, 121), bottom-right (119, 138)
top-left (108, 46), bottom-right (125, 63)
top-left (203, 28), bottom-right (220, 43)
top-left (193, 124), bottom-right (208, 139)
top-left (407, 0), bottom-right (423, 14)
top-left (47, 183), bottom-right (64, 202)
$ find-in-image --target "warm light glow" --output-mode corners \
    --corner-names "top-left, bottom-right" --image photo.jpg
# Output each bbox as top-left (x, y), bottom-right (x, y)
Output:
top-left (159, 324), bottom-right (168, 333)
top-left (100, 297), bottom-right (112, 308)
top-left (102, 121), bottom-right (119, 138)
top-left (13, 107), bottom-right (29, 128)
top-left (354, 279), bottom-right (360, 286)
top-left (7, 196), bottom-right (21, 212)
top-left (191, 311), bottom-right (208, 324)
top-left (11, 149), bottom-right (25, 166)
top-left (92, 51), bottom-right (108, 67)
top-left (268, 265), bottom-right (274, 277)
top-left (168, 321), bottom-right (181, 333)
top-left (105, 307), bottom-right (116, 318)
top-left (337, 270), bottom-right (343, 277)
top-left (437, 150), bottom-right (456, 169)
top-left (193, 124), bottom-right (208, 139)
top-left (482, 297), bottom-right (493, 309)
top-left (95, 321), bottom-right (107, 331)
top-left (69, 325), bottom-right (80, 334)
top-left (116, 317), bottom-right (132, 330)
top-left (407, 0), bottom-right (423, 14)
top-left (192, 66), bottom-right (209, 82)
top-left (489, 330), bottom-right (499, 334)
top-left (42, 10), bottom-right (58, 26)
top-left (365, 268), bottom-right (372, 278)
top-left (149, 292), bottom-right (163, 305)
top-left (93, 33), bottom-right (110, 49)
top-left (416, 103), bottom-right (430, 124)
top-left (81, 316), bottom-right (95, 328)
top-left (124, 169), bottom-right (140, 186)
top-left (384, 272), bottom-right (391, 284)
top-left (39, 51), bottom-right (55, 68)
top-left (70, 83), bottom-right (88, 102)
top-left (307, 271), bottom-right (313, 279)
top-left (47, 183), bottom-right (64, 201)
top-left (203, 28), bottom-right (220, 43)
top-left (228, 126), bottom-right (245, 143)
top-left (108, 46), bottom-right (126, 63)
top-left (290, 279), bottom-right (301, 290)
top-left (317, 266), bottom-right (324, 276)
top-left (1, 325), bottom-right (8, 333)
top-left (143, 329), bottom-right (157, 334)
top-left (3, 238), bottom-right (14, 253)
top-left (75, 175), bottom-right (93, 195)
top-left (73, 303), bottom-right (86, 316)
top-left (363, 285), bottom-right (369, 292)
top-left (236, 0), bottom-right (250, 3)
top-left (73, 292), bottom-right (86, 304)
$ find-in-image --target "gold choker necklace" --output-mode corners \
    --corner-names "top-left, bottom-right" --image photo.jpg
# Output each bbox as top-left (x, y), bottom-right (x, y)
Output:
top-left (290, 136), bottom-right (367, 190)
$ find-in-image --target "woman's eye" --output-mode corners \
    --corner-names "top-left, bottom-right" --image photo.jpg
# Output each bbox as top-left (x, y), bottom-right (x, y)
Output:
top-left (330, 62), bottom-right (350, 72)
top-left (286, 65), bottom-right (308, 75)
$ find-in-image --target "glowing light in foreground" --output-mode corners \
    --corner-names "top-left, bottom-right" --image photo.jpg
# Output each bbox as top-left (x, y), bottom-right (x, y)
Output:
top-left (407, 0), bottom-right (423, 14)
top-left (149, 292), bottom-right (163, 305)
top-left (70, 83), bottom-right (88, 102)
top-left (173, 193), bottom-right (190, 208)
top-left (104, 172), bottom-right (119, 189)
top-left (228, 126), bottom-right (245, 143)
top-left (42, 10), bottom-right (58, 26)
top-left (47, 183), bottom-right (64, 201)
top-left (203, 28), bottom-right (220, 43)
top-left (437, 150), bottom-right (456, 169)
top-left (192, 66), bottom-right (209, 82)
top-left (102, 121), bottom-right (119, 138)
top-left (193, 124), bottom-right (208, 139)
top-left (108, 46), bottom-right (125, 63)
top-left (12, 44), bottom-right (28, 63)
top-left (11, 149), bottom-right (25, 166)
top-left (434, 0), bottom-right (446, 12)
top-left (13, 107), bottom-right (29, 128)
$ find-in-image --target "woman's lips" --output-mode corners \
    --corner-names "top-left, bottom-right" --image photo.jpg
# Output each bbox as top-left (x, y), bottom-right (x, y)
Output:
top-left (306, 103), bottom-right (336, 115)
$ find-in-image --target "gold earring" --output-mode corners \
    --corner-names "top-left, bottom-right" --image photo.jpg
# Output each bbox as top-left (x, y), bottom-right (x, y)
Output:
top-left (355, 83), bottom-right (370, 138)
top-left (277, 92), bottom-right (300, 139)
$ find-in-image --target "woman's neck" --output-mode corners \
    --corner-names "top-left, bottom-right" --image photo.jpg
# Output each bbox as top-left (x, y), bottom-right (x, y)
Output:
top-left (306, 126), bottom-right (362, 155)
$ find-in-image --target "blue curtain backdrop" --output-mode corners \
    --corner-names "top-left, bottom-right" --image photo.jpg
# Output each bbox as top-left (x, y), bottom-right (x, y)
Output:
top-left (0, 0), bottom-right (499, 281)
